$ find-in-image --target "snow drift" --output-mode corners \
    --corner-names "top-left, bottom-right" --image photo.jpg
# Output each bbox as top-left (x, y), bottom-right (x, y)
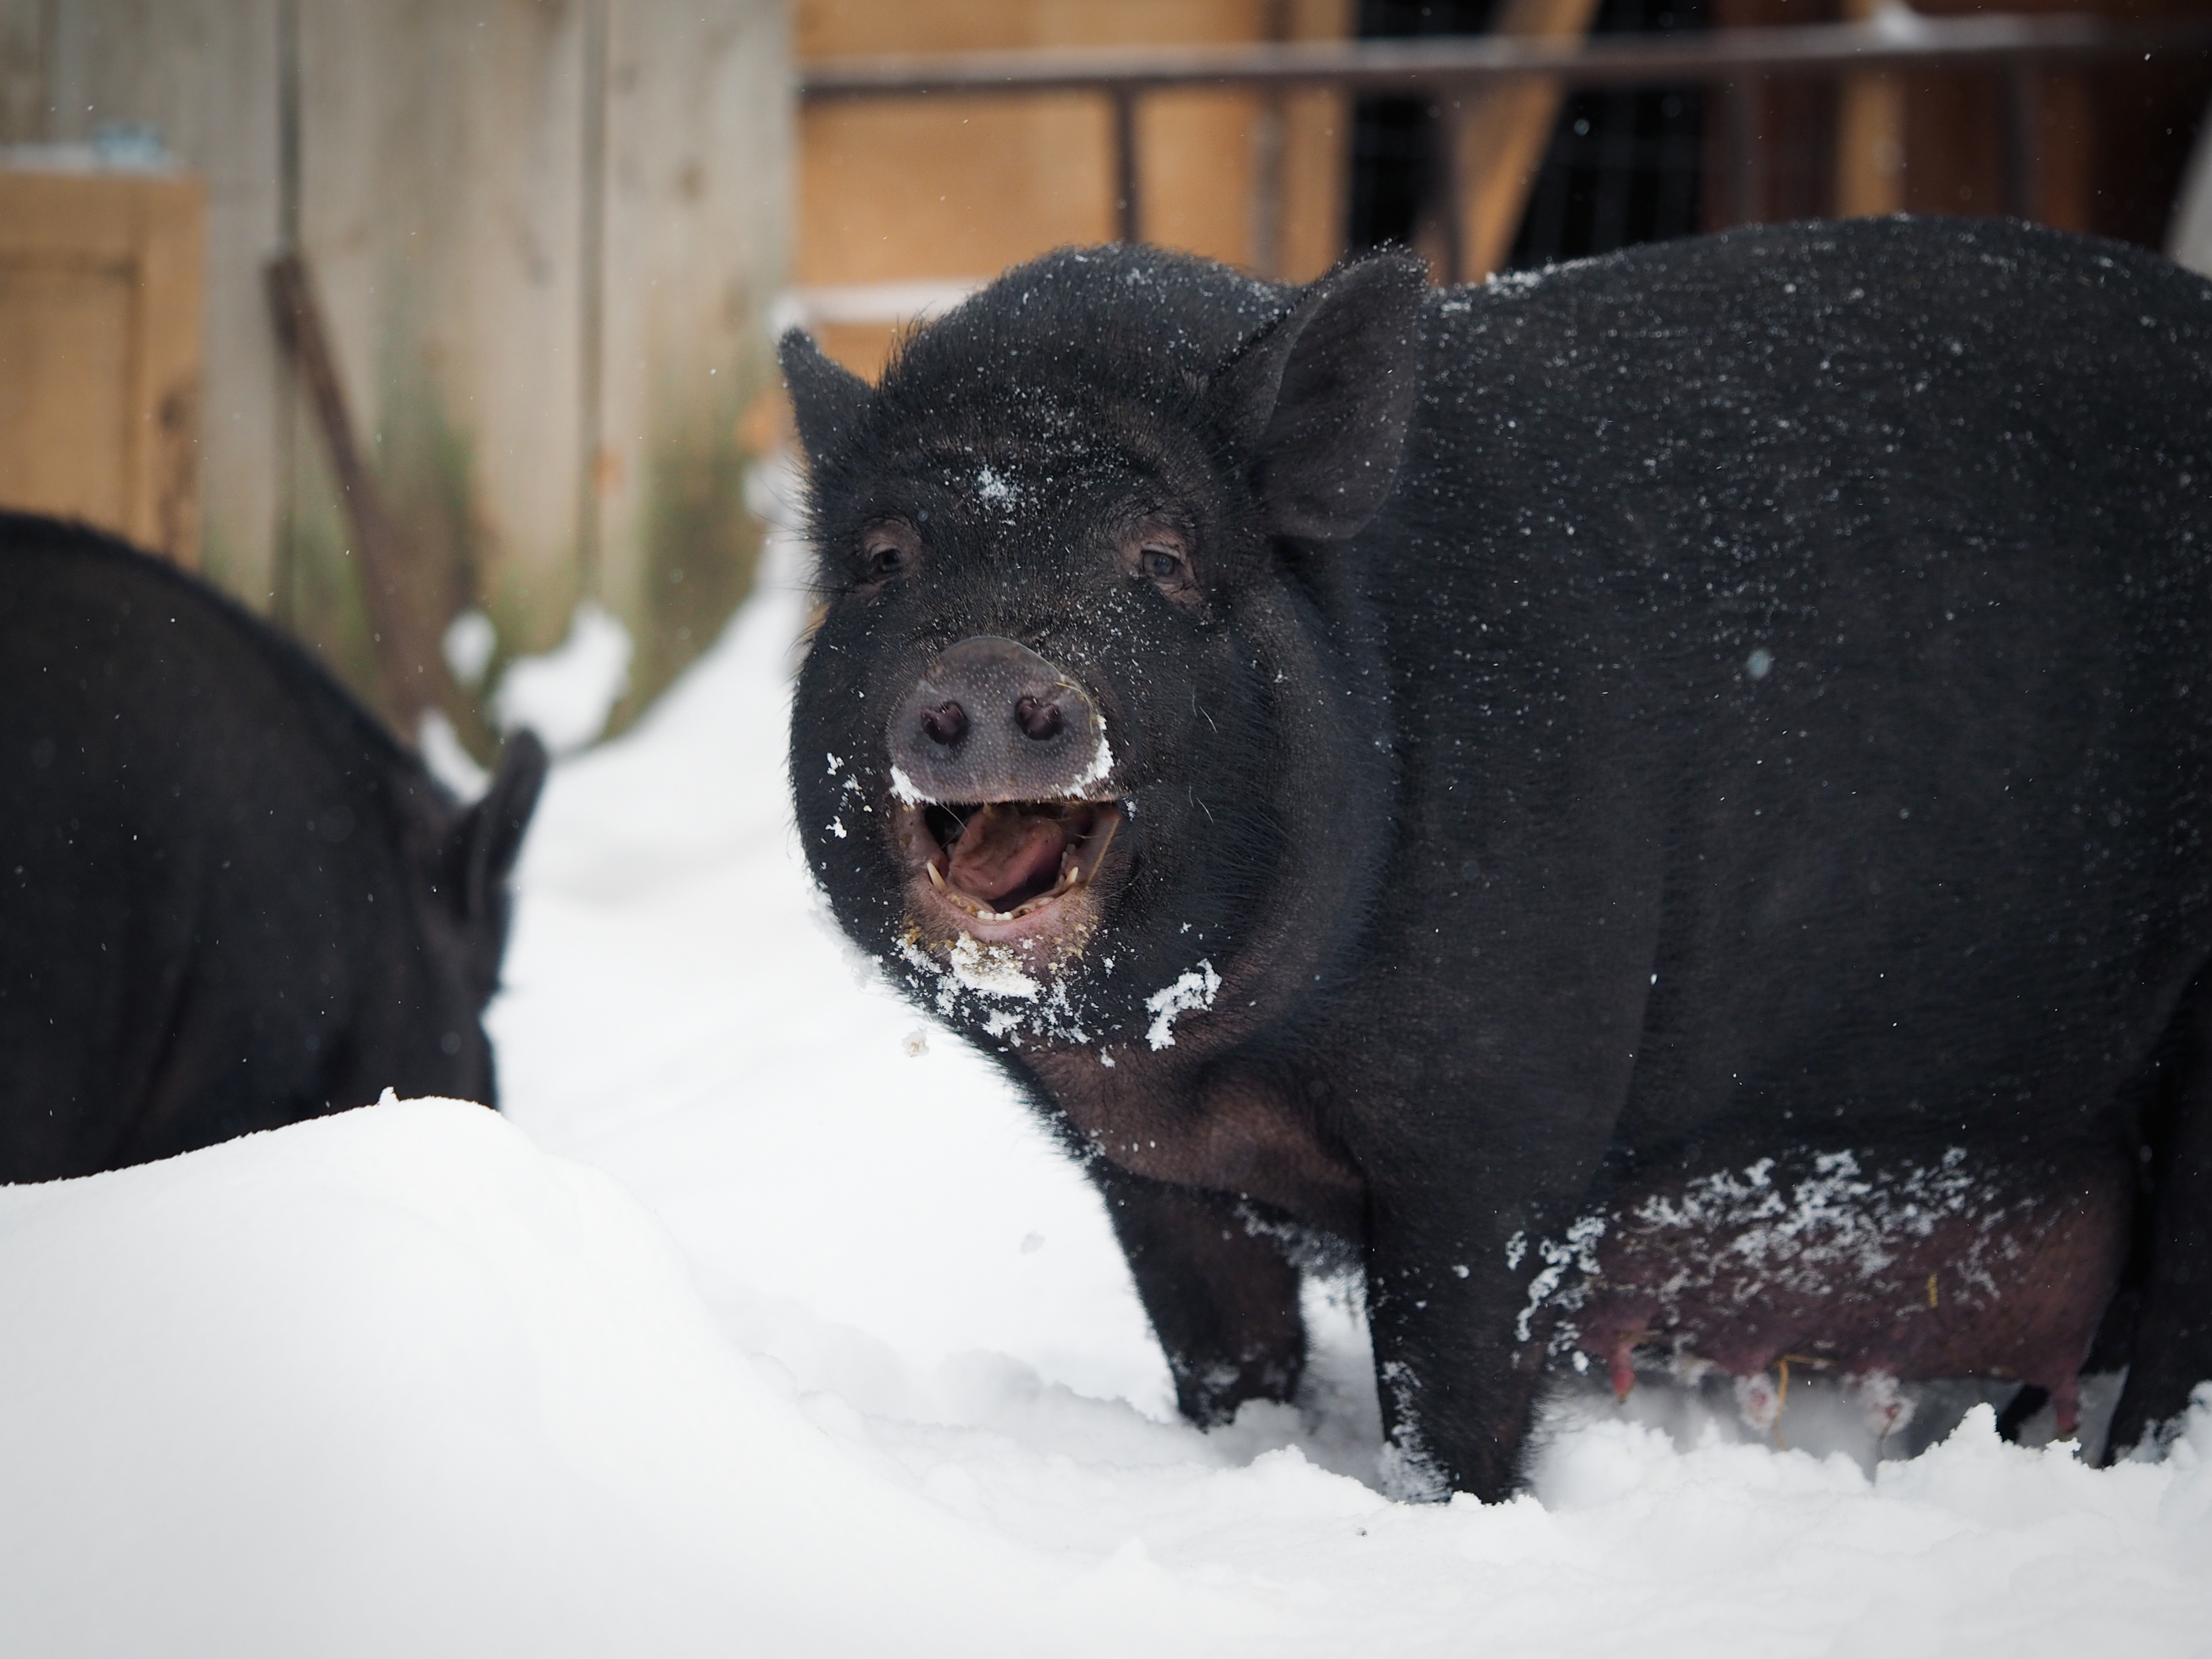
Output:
top-left (4, 520), bottom-right (2210, 1655)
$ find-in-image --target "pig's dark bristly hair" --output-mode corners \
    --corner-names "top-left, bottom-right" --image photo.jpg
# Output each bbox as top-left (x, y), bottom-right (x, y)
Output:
top-left (1, 515), bottom-right (550, 953)
top-left (787, 243), bottom-right (1429, 598)
top-left (3, 511), bottom-right (427, 785)
top-left (873, 244), bottom-right (1295, 428)
top-left (783, 247), bottom-right (1286, 600)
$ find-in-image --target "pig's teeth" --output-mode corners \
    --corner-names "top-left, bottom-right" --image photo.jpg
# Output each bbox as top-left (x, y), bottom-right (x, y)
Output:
top-left (927, 861), bottom-right (947, 889)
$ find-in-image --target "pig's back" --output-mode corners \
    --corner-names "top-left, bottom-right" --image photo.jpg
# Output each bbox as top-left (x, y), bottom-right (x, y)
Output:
top-left (0, 515), bottom-right (436, 1176)
top-left (1358, 218), bottom-right (2212, 1148)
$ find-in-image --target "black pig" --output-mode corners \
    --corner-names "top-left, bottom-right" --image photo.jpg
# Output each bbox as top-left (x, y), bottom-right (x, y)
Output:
top-left (782, 218), bottom-right (2212, 1499)
top-left (2, 513), bottom-right (546, 1181)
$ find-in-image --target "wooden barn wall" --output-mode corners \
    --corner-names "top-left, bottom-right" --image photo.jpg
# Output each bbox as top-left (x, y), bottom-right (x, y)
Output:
top-left (797, 0), bottom-right (1355, 377)
top-left (1709, 0), bottom-right (2212, 246)
top-left (0, 0), bottom-right (790, 746)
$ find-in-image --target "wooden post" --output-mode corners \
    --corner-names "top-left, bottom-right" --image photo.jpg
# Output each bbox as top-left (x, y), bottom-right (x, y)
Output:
top-left (2016, 64), bottom-right (2094, 232)
top-left (1834, 0), bottom-right (1906, 216)
top-left (1726, 81), bottom-right (1759, 229)
top-left (1447, 0), bottom-right (1604, 283)
top-left (1112, 88), bottom-right (1140, 244)
top-left (0, 168), bottom-right (206, 567)
top-left (265, 250), bottom-right (454, 739)
top-left (576, 0), bottom-right (608, 600)
top-left (1276, 0), bottom-right (1356, 283)
top-left (1437, 103), bottom-right (1467, 287)
top-left (1250, 88), bottom-right (1286, 278)
top-left (2002, 64), bottom-right (2038, 220)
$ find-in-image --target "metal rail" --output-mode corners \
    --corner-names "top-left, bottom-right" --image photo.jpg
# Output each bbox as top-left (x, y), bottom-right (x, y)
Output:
top-left (799, 15), bottom-right (2212, 100)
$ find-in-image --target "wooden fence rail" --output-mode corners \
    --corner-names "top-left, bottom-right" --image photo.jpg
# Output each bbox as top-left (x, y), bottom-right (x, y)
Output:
top-left (800, 14), bottom-right (2212, 276)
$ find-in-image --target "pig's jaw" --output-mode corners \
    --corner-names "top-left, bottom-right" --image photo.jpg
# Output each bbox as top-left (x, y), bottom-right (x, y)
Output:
top-left (892, 798), bottom-right (1123, 948)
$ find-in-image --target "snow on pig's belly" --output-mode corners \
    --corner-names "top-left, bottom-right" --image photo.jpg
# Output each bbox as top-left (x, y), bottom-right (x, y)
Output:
top-left (1547, 1146), bottom-right (2132, 1432)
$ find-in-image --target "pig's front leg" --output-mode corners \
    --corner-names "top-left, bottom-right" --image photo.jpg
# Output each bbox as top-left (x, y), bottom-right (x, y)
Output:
top-left (2109, 977), bottom-right (2212, 1458)
top-left (1353, 1084), bottom-right (1636, 1504)
top-left (1089, 1161), bottom-right (1307, 1426)
top-left (1362, 1198), bottom-right (1575, 1502)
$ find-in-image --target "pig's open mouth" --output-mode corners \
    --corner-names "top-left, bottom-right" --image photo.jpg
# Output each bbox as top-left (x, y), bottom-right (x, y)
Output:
top-left (913, 800), bottom-right (1124, 926)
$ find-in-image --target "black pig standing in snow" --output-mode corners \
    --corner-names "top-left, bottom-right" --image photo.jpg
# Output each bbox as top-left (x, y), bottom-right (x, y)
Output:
top-left (782, 218), bottom-right (2212, 1500)
top-left (2, 513), bottom-right (546, 1181)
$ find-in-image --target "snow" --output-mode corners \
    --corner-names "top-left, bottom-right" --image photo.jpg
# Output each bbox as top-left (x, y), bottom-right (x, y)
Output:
top-left (493, 601), bottom-right (633, 755)
top-left (4, 524), bottom-right (2212, 1653)
top-left (419, 706), bottom-right (491, 802)
top-left (1144, 959), bottom-right (1221, 1050)
top-left (443, 606), bottom-right (498, 688)
top-left (1068, 728), bottom-right (1115, 793)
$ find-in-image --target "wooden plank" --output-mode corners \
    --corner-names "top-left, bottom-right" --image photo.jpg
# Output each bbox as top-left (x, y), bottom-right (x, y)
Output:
top-left (132, 168), bottom-right (208, 566)
top-left (797, 0), bottom-right (1293, 375)
top-left (1, 0), bottom-right (790, 750)
top-left (266, 250), bottom-right (454, 736)
top-left (1277, 0), bottom-right (1354, 282)
top-left (1903, 63), bottom-right (2008, 216)
top-left (590, 0), bottom-right (789, 727)
top-left (0, 0), bottom-right (43, 142)
top-left (1834, 0), bottom-right (1907, 217)
top-left (1447, 0), bottom-right (1605, 283)
top-left (799, 16), bottom-right (2212, 97)
top-left (2010, 64), bottom-right (2094, 230)
top-left (293, 0), bottom-right (591, 663)
top-left (39, 0), bottom-right (281, 593)
top-left (0, 168), bottom-right (205, 566)
top-left (0, 253), bottom-right (135, 531)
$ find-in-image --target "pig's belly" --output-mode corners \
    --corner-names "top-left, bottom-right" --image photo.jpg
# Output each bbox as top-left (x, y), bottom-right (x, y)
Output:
top-left (1551, 1145), bottom-right (2131, 1419)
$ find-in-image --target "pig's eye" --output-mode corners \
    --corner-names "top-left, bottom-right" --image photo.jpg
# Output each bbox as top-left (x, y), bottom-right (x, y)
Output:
top-left (1139, 542), bottom-right (1197, 592)
top-left (1124, 525), bottom-right (1197, 603)
top-left (856, 523), bottom-right (919, 590)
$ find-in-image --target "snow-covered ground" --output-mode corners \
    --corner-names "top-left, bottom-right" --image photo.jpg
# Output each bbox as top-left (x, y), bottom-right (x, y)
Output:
top-left (4, 523), bottom-right (2210, 1656)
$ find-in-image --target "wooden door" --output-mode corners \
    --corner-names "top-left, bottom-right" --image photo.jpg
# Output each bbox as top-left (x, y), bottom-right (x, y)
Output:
top-left (0, 168), bottom-right (204, 566)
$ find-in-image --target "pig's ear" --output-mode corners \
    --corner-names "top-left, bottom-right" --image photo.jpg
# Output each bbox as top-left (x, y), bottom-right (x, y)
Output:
top-left (442, 730), bottom-right (548, 929)
top-left (1205, 254), bottom-right (1427, 543)
top-left (779, 329), bottom-right (872, 468)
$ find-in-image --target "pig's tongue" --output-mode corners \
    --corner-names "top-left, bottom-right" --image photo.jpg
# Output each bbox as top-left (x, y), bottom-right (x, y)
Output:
top-left (946, 805), bottom-right (1064, 910)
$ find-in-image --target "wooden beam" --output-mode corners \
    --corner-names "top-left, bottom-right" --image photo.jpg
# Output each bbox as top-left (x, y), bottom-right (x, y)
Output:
top-left (1834, 0), bottom-right (1906, 217)
top-left (265, 251), bottom-right (454, 740)
top-left (0, 169), bottom-right (205, 567)
top-left (799, 16), bottom-right (2212, 101)
top-left (1447, 0), bottom-right (1604, 283)
top-left (1112, 88), bottom-right (1140, 243)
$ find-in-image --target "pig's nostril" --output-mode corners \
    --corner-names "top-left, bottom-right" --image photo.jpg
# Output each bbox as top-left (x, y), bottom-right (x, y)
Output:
top-left (1015, 695), bottom-right (1064, 742)
top-left (920, 702), bottom-right (968, 747)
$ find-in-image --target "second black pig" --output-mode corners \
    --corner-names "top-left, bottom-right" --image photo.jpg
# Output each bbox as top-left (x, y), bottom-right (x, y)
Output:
top-left (2, 513), bottom-right (547, 1181)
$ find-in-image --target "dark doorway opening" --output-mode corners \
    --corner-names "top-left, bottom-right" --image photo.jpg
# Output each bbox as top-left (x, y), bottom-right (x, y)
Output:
top-left (1346, 0), bottom-right (1707, 273)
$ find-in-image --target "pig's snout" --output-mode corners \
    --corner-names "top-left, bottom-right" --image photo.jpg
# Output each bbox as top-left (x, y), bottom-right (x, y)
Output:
top-left (890, 636), bottom-right (1107, 803)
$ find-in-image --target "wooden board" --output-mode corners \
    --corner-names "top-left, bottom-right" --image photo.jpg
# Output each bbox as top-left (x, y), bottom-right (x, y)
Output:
top-left (6, 0), bottom-right (790, 749)
top-left (1446, 0), bottom-right (1603, 283)
top-left (798, 0), bottom-right (1353, 377)
top-left (0, 168), bottom-right (205, 565)
top-left (5, 0), bottom-right (278, 589)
